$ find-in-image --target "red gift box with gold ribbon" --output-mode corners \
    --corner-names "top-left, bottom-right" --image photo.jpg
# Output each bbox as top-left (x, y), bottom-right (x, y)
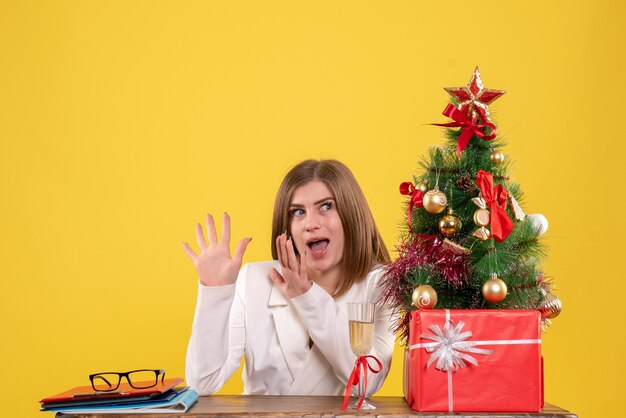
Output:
top-left (407, 309), bottom-right (543, 412)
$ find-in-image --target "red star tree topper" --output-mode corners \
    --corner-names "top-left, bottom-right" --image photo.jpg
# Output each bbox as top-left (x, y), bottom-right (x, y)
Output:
top-left (444, 67), bottom-right (506, 123)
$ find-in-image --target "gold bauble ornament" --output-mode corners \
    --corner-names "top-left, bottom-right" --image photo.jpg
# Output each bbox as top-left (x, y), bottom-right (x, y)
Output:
top-left (538, 293), bottom-right (562, 319)
top-left (416, 181), bottom-right (429, 193)
top-left (412, 285), bottom-right (438, 309)
top-left (482, 274), bottom-right (508, 303)
top-left (438, 211), bottom-right (462, 237)
top-left (490, 150), bottom-right (505, 164)
top-left (422, 187), bottom-right (447, 214)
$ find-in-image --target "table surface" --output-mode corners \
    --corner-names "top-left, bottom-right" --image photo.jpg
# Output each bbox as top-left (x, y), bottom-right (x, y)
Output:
top-left (57, 395), bottom-right (578, 418)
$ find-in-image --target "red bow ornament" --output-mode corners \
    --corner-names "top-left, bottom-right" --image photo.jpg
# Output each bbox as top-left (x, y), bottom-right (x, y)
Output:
top-left (341, 355), bottom-right (383, 411)
top-left (399, 182), bottom-right (423, 230)
top-left (475, 170), bottom-right (514, 242)
top-left (432, 104), bottom-right (497, 155)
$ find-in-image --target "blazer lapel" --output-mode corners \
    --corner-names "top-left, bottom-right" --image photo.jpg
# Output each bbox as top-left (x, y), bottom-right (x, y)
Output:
top-left (287, 344), bottom-right (333, 395)
top-left (268, 282), bottom-right (309, 381)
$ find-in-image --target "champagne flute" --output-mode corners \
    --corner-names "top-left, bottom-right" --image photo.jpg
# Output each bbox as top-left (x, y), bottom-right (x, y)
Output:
top-left (347, 302), bottom-right (376, 410)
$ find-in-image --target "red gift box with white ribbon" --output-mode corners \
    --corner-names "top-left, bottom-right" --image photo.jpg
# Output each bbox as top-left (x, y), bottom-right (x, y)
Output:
top-left (407, 309), bottom-right (543, 412)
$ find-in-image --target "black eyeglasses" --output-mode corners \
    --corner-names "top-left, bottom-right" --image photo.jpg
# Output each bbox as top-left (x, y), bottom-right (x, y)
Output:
top-left (89, 369), bottom-right (166, 392)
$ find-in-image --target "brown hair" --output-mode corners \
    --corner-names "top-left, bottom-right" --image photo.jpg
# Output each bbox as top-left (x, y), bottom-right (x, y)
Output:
top-left (271, 159), bottom-right (390, 297)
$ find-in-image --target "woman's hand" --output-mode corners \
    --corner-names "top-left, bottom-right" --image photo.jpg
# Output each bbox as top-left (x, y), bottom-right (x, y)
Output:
top-left (269, 232), bottom-right (312, 298)
top-left (182, 212), bottom-right (252, 286)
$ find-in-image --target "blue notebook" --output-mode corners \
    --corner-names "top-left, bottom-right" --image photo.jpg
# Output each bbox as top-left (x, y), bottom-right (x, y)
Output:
top-left (44, 388), bottom-right (198, 414)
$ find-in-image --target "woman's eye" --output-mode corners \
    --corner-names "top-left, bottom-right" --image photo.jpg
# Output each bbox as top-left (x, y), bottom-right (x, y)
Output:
top-left (321, 202), bottom-right (333, 211)
top-left (292, 208), bottom-right (305, 216)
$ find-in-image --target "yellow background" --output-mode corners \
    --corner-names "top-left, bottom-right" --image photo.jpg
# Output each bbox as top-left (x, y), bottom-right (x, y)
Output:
top-left (1, 1), bottom-right (624, 417)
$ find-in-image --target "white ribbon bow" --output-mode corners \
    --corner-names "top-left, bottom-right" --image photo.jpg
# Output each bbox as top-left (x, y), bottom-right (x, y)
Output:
top-left (421, 320), bottom-right (493, 372)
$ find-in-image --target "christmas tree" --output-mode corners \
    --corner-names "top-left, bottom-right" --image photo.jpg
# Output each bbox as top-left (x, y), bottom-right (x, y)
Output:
top-left (382, 68), bottom-right (562, 344)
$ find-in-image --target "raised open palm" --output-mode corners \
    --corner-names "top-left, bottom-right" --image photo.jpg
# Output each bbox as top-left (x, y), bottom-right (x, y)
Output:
top-left (182, 213), bottom-right (251, 286)
top-left (269, 232), bottom-right (312, 298)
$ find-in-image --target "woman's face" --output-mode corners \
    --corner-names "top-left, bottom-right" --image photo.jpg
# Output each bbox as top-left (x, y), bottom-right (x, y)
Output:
top-left (289, 180), bottom-right (345, 276)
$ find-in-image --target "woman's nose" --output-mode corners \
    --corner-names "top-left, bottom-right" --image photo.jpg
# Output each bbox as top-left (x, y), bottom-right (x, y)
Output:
top-left (305, 213), bottom-right (321, 231)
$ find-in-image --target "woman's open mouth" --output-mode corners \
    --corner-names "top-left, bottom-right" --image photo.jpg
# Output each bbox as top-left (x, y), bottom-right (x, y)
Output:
top-left (307, 238), bottom-right (329, 259)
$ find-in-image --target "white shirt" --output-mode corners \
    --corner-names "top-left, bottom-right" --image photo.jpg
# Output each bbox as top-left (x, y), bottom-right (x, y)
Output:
top-left (185, 261), bottom-right (395, 396)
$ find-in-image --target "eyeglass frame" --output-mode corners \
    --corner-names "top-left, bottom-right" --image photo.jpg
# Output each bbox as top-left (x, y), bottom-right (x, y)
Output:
top-left (89, 369), bottom-right (166, 392)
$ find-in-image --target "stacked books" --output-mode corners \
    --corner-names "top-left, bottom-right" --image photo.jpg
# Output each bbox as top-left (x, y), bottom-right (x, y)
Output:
top-left (40, 378), bottom-right (198, 414)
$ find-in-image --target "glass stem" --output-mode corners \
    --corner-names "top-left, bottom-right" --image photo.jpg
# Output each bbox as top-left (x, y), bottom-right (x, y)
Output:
top-left (358, 362), bottom-right (364, 401)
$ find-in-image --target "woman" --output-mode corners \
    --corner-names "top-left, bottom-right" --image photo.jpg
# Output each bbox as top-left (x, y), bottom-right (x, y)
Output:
top-left (183, 159), bottom-right (394, 396)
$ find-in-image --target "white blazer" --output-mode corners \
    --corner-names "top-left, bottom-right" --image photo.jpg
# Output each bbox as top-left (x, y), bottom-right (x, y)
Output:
top-left (185, 261), bottom-right (395, 396)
